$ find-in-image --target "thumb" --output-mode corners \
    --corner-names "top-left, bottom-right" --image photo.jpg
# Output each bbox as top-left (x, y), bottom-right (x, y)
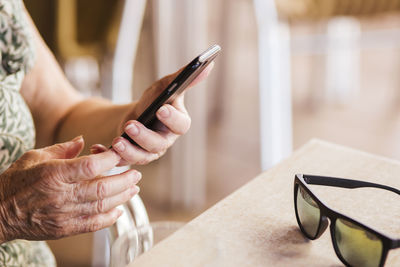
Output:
top-left (42, 136), bottom-right (85, 159)
top-left (187, 61), bottom-right (214, 89)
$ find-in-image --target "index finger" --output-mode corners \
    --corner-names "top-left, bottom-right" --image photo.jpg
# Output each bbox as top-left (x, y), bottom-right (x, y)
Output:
top-left (164, 61), bottom-right (214, 90)
top-left (187, 61), bottom-right (214, 89)
top-left (155, 61), bottom-right (215, 99)
top-left (171, 62), bottom-right (214, 110)
top-left (60, 150), bottom-right (121, 182)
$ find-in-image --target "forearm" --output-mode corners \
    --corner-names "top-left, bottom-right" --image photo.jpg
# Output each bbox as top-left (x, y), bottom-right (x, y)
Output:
top-left (20, 8), bottom-right (136, 151)
top-left (55, 98), bottom-right (134, 153)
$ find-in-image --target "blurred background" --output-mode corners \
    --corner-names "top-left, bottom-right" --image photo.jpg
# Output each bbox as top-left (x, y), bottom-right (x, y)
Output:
top-left (24, 0), bottom-right (400, 266)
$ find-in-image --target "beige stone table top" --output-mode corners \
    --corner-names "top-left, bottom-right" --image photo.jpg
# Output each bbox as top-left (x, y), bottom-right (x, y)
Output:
top-left (130, 140), bottom-right (400, 266)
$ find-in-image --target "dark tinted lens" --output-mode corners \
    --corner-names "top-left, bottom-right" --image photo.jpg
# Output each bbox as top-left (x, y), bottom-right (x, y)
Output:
top-left (296, 185), bottom-right (321, 238)
top-left (335, 218), bottom-right (383, 267)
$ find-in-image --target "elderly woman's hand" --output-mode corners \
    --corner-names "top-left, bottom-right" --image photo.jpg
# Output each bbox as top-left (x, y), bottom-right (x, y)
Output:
top-left (90, 63), bottom-right (214, 166)
top-left (0, 136), bottom-right (140, 242)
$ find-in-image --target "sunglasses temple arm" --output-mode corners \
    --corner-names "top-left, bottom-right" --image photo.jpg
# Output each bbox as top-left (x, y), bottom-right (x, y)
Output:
top-left (391, 239), bottom-right (400, 249)
top-left (304, 175), bottom-right (400, 196)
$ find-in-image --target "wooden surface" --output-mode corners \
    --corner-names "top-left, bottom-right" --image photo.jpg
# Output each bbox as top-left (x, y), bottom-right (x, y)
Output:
top-left (131, 140), bottom-right (400, 266)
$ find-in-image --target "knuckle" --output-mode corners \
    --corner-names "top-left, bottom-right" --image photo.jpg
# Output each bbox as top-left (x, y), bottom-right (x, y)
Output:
top-left (96, 199), bottom-right (106, 213)
top-left (82, 158), bottom-right (98, 177)
top-left (52, 196), bottom-right (65, 210)
top-left (51, 218), bottom-right (67, 236)
top-left (88, 221), bottom-right (102, 232)
top-left (159, 140), bottom-right (169, 153)
top-left (54, 215), bottom-right (65, 226)
top-left (148, 140), bottom-right (168, 154)
top-left (184, 116), bottom-right (192, 132)
top-left (175, 116), bottom-right (191, 135)
top-left (147, 145), bottom-right (160, 154)
top-left (46, 215), bottom-right (71, 238)
top-left (71, 183), bottom-right (82, 202)
top-left (96, 181), bottom-right (107, 200)
top-left (59, 223), bottom-right (73, 238)
top-left (156, 150), bottom-right (166, 159)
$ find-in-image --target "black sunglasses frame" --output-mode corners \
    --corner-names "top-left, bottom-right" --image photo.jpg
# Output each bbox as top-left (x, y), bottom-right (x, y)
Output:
top-left (294, 174), bottom-right (400, 267)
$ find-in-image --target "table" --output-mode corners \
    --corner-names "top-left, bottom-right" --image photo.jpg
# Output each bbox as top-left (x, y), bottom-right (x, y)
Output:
top-left (130, 139), bottom-right (400, 266)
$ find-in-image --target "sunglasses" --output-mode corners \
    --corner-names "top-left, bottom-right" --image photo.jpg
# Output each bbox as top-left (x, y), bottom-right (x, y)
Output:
top-left (294, 174), bottom-right (400, 267)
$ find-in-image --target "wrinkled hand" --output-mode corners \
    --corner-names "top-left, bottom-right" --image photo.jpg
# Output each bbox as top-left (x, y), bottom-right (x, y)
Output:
top-left (90, 63), bottom-right (214, 166)
top-left (0, 136), bottom-right (141, 242)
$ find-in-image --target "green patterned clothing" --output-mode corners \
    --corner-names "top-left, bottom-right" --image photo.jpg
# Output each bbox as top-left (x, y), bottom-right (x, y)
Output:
top-left (0, 0), bottom-right (56, 266)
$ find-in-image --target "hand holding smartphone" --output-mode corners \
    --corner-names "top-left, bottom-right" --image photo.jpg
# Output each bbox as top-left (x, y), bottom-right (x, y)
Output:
top-left (120, 44), bottom-right (221, 146)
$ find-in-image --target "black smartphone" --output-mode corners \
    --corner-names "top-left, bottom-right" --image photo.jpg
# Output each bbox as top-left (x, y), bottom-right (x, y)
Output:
top-left (120, 44), bottom-right (221, 146)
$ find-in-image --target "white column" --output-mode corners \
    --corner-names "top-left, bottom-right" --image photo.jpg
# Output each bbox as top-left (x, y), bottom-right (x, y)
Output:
top-left (153, 0), bottom-right (208, 208)
top-left (109, 0), bottom-right (147, 104)
top-left (254, 0), bottom-right (293, 171)
top-left (325, 17), bottom-right (361, 104)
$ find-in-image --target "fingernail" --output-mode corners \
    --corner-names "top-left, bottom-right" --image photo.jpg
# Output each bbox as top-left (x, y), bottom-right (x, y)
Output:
top-left (134, 171), bottom-right (142, 182)
top-left (113, 141), bottom-right (125, 152)
top-left (72, 135), bottom-right (83, 142)
top-left (90, 147), bottom-right (100, 154)
top-left (157, 106), bottom-right (170, 118)
top-left (125, 123), bottom-right (139, 136)
top-left (90, 144), bottom-right (104, 153)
